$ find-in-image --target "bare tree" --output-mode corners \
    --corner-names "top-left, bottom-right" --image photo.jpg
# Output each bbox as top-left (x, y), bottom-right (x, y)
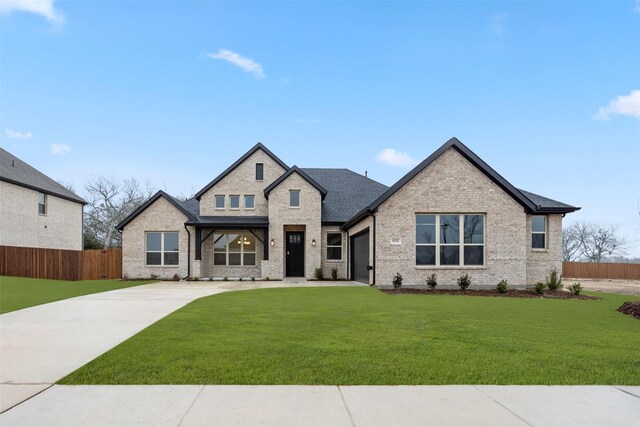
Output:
top-left (564, 221), bottom-right (628, 262)
top-left (84, 177), bottom-right (155, 248)
top-left (562, 226), bottom-right (582, 261)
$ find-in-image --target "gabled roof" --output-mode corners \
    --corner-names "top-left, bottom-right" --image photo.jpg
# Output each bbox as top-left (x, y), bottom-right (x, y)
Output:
top-left (342, 137), bottom-right (580, 230)
top-left (0, 148), bottom-right (86, 205)
top-left (194, 143), bottom-right (288, 200)
top-left (301, 168), bottom-right (388, 223)
top-left (263, 166), bottom-right (328, 200)
top-left (116, 190), bottom-right (197, 231)
top-left (368, 137), bottom-right (538, 212)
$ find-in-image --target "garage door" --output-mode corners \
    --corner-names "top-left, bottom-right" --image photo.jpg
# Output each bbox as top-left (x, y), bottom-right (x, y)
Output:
top-left (351, 230), bottom-right (370, 283)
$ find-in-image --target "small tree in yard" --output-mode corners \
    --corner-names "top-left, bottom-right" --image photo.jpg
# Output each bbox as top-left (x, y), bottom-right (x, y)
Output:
top-left (457, 273), bottom-right (471, 291)
top-left (546, 268), bottom-right (563, 291)
top-left (496, 280), bottom-right (508, 294)
top-left (392, 273), bottom-right (403, 290)
top-left (331, 267), bottom-right (338, 280)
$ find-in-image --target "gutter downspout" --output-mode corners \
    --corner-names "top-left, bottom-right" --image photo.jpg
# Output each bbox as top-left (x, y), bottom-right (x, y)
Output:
top-left (372, 213), bottom-right (376, 286)
top-left (184, 224), bottom-right (191, 280)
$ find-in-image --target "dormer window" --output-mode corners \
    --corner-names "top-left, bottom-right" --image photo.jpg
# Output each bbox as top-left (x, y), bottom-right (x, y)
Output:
top-left (256, 163), bottom-right (264, 181)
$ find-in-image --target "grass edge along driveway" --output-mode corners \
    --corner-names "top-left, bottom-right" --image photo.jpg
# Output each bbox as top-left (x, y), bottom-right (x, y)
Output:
top-left (0, 276), bottom-right (156, 314)
top-left (60, 286), bottom-right (640, 385)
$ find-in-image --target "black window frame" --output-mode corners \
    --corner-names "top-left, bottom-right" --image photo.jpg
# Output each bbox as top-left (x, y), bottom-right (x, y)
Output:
top-left (256, 163), bottom-right (264, 181)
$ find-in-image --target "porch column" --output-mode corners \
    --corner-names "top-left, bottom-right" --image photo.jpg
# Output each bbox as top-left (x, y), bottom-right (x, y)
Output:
top-left (263, 227), bottom-right (269, 261)
top-left (195, 227), bottom-right (202, 260)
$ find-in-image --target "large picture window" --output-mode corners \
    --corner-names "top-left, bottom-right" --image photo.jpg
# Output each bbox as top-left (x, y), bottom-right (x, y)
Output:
top-left (213, 233), bottom-right (256, 266)
top-left (326, 232), bottom-right (342, 260)
top-left (416, 214), bottom-right (484, 266)
top-left (146, 232), bottom-right (179, 266)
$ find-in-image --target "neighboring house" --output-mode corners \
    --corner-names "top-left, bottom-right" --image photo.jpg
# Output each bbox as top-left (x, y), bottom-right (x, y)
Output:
top-left (116, 138), bottom-right (579, 287)
top-left (0, 148), bottom-right (86, 251)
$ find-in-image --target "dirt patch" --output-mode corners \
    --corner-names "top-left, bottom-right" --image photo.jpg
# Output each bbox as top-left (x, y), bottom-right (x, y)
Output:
top-left (617, 301), bottom-right (640, 319)
top-left (382, 288), bottom-right (599, 300)
top-left (564, 279), bottom-right (640, 296)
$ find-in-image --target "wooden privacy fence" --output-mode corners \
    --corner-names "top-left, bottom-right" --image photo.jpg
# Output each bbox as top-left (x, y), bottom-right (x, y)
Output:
top-left (563, 262), bottom-right (640, 281)
top-left (0, 246), bottom-right (122, 281)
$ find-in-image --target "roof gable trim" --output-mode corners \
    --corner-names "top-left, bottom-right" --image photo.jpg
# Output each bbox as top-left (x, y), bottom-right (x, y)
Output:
top-left (194, 143), bottom-right (288, 200)
top-left (116, 190), bottom-right (196, 231)
top-left (263, 166), bottom-right (328, 200)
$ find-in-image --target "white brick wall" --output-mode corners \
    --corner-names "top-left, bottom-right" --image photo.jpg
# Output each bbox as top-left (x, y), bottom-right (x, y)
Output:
top-left (0, 181), bottom-right (83, 250)
top-left (526, 213), bottom-right (563, 284)
top-left (374, 148), bottom-right (529, 289)
top-left (345, 216), bottom-right (374, 284)
top-left (320, 225), bottom-right (347, 279)
top-left (262, 172), bottom-right (322, 279)
top-left (122, 197), bottom-right (193, 279)
top-left (200, 229), bottom-right (264, 279)
top-left (199, 149), bottom-right (287, 217)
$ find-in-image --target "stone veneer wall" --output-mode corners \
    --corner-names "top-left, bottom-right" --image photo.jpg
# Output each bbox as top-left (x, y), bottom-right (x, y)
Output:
top-left (122, 197), bottom-right (192, 279)
top-left (0, 181), bottom-right (83, 250)
top-left (199, 149), bottom-right (287, 217)
top-left (199, 229), bottom-right (264, 279)
top-left (525, 213), bottom-right (563, 285)
top-left (320, 225), bottom-right (347, 279)
top-left (345, 216), bottom-right (374, 284)
top-left (261, 172), bottom-right (322, 279)
top-left (374, 148), bottom-right (529, 289)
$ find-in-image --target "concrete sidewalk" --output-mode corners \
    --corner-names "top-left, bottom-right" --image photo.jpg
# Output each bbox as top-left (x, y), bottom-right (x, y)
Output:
top-left (0, 280), bottom-right (363, 412)
top-left (1, 385), bottom-right (638, 426)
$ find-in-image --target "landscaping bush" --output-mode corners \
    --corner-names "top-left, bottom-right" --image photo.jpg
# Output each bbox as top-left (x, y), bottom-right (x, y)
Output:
top-left (392, 273), bottom-right (403, 290)
top-left (150, 274), bottom-right (159, 280)
top-left (617, 301), bottom-right (640, 320)
top-left (568, 283), bottom-right (582, 295)
top-left (238, 277), bottom-right (243, 281)
top-left (223, 276), bottom-right (228, 281)
top-left (314, 268), bottom-right (324, 280)
top-left (534, 282), bottom-right (546, 294)
top-left (251, 277), bottom-right (255, 281)
top-left (546, 268), bottom-right (563, 291)
top-left (331, 267), bottom-right (338, 280)
top-left (426, 274), bottom-right (437, 289)
top-left (457, 273), bottom-right (471, 291)
top-left (496, 279), bottom-right (508, 294)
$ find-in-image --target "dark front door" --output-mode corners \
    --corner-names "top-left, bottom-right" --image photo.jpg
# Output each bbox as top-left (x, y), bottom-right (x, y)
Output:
top-left (351, 230), bottom-right (370, 283)
top-left (286, 232), bottom-right (305, 277)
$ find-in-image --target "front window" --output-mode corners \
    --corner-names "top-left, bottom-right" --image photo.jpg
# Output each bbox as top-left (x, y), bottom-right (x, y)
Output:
top-left (416, 214), bottom-right (485, 266)
top-left (146, 232), bottom-right (179, 266)
top-left (531, 216), bottom-right (546, 249)
top-left (245, 195), bottom-right (255, 209)
top-left (326, 232), bottom-right (342, 260)
top-left (290, 190), bottom-right (300, 207)
top-left (256, 163), bottom-right (264, 181)
top-left (213, 233), bottom-right (256, 266)
top-left (230, 195), bottom-right (240, 209)
top-left (38, 192), bottom-right (47, 215)
top-left (215, 195), bottom-right (225, 209)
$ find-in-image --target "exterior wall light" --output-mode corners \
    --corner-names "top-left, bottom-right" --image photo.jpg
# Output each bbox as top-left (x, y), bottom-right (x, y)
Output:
top-left (270, 239), bottom-right (275, 247)
top-left (311, 239), bottom-right (316, 247)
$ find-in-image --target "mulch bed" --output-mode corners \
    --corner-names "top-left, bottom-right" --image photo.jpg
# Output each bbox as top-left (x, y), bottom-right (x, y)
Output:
top-left (382, 288), bottom-right (599, 300)
top-left (617, 301), bottom-right (640, 319)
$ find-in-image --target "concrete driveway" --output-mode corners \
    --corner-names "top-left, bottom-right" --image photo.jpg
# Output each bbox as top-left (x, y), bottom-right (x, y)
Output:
top-left (0, 280), bottom-right (363, 412)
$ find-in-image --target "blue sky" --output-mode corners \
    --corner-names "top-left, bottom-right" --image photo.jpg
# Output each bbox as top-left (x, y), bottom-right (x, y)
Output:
top-left (1, 1), bottom-right (639, 255)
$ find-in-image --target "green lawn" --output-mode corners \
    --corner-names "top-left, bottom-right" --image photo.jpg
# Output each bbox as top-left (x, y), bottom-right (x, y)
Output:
top-left (60, 287), bottom-right (640, 385)
top-left (0, 276), bottom-right (156, 314)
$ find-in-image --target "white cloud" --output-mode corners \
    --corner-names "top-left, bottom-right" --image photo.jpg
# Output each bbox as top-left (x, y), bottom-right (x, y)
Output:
top-left (4, 129), bottom-right (32, 139)
top-left (50, 143), bottom-right (70, 155)
top-left (205, 49), bottom-right (265, 79)
top-left (296, 118), bottom-right (320, 124)
top-left (635, 0), bottom-right (640, 13)
top-left (0, 0), bottom-right (64, 24)
top-left (489, 12), bottom-right (508, 36)
top-left (594, 90), bottom-right (640, 121)
top-left (376, 148), bottom-right (416, 167)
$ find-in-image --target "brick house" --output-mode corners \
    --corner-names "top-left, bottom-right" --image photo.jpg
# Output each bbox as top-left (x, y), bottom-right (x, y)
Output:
top-left (0, 148), bottom-right (85, 251)
top-left (116, 138), bottom-right (579, 287)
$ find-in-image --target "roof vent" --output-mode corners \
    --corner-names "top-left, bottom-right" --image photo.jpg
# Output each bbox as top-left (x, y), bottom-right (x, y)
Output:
top-left (365, 170), bottom-right (368, 177)
top-left (11, 159), bottom-right (15, 167)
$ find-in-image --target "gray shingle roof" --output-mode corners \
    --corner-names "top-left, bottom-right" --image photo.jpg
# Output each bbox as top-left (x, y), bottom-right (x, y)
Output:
top-left (518, 189), bottom-right (579, 213)
top-left (301, 168), bottom-right (389, 223)
top-left (179, 197), bottom-right (200, 217)
top-left (0, 148), bottom-right (86, 204)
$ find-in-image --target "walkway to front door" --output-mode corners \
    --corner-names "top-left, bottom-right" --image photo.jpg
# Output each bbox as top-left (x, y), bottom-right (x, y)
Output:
top-left (285, 231), bottom-right (305, 277)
